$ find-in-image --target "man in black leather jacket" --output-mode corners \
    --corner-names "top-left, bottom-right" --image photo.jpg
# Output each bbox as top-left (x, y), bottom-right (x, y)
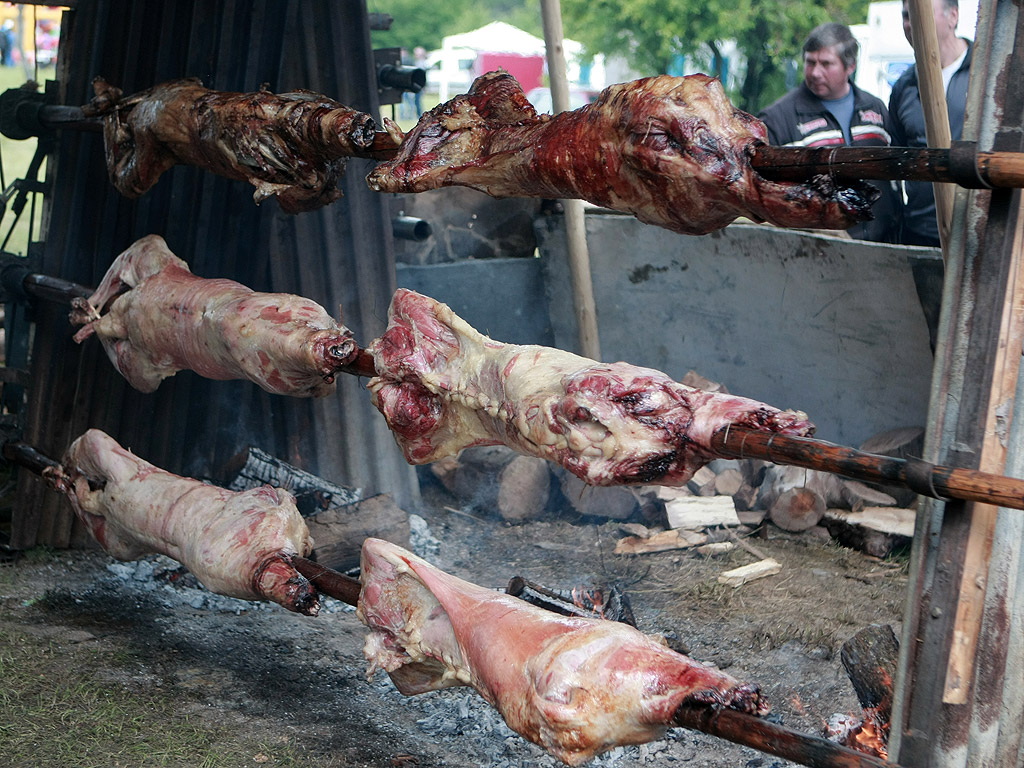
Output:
top-left (759, 23), bottom-right (903, 243)
top-left (889, 0), bottom-right (972, 247)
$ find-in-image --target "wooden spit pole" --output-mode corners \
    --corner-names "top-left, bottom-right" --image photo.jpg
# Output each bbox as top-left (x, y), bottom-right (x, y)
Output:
top-left (906, 0), bottom-right (956, 252)
top-left (750, 143), bottom-right (1024, 188)
top-left (712, 426), bottom-right (1024, 511)
top-left (540, 0), bottom-right (601, 361)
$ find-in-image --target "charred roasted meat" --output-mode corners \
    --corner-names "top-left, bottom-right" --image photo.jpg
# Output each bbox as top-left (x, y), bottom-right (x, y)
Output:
top-left (84, 77), bottom-right (401, 213)
top-left (367, 71), bottom-right (877, 235)
top-left (368, 289), bottom-right (813, 485)
top-left (358, 537), bottom-right (768, 765)
top-left (49, 429), bottom-right (319, 615)
top-left (71, 234), bottom-right (357, 397)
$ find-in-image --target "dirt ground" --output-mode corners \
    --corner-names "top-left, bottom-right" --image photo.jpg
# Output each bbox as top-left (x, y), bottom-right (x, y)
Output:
top-left (0, 478), bottom-right (908, 768)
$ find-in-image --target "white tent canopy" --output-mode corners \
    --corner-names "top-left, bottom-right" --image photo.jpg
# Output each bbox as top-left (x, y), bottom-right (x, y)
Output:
top-left (428, 21), bottom-right (597, 100)
top-left (441, 21), bottom-right (581, 58)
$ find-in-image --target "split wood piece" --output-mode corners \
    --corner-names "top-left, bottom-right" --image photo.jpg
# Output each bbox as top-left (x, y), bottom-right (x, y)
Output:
top-left (614, 528), bottom-right (707, 554)
top-left (304, 494), bottom-right (410, 573)
top-left (718, 558), bottom-right (782, 587)
top-left (292, 556), bottom-right (361, 607)
top-left (665, 495), bottom-right (739, 530)
top-left (712, 426), bottom-right (1024, 512)
top-left (751, 142), bottom-right (1024, 189)
top-left (674, 704), bottom-right (903, 768)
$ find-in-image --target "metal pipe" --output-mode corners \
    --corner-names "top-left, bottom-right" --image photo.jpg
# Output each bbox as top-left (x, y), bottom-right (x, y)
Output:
top-left (392, 215), bottom-right (431, 241)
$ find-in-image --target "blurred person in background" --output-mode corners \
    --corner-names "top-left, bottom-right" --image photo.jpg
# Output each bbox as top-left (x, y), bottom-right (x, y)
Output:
top-left (888, 0), bottom-right (971, 247)
top-left (0, 20), bottom-right (15, 67)
top-left (758, 23), bottom-right (902, 243)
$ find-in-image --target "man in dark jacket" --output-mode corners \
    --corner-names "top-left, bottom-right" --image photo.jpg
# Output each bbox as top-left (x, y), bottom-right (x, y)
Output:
top-left (889, 0), bottom-right (972, 247)
top-left (758, 23), bottom-right (902, 243)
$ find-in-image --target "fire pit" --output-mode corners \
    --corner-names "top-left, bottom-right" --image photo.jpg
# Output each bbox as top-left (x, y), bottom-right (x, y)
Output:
top-left (0, 490), bottom-right (908, 767)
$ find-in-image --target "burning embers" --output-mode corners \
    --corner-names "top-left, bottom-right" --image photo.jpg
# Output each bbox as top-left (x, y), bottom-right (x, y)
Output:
top-left (506, 575), bottom-right (637, 626)
top-left (823, 624), bottom-right (897, 759)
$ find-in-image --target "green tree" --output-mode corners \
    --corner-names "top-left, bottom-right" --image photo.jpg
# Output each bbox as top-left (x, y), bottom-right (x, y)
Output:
top-left (561, 0), bottom-right (870, 112)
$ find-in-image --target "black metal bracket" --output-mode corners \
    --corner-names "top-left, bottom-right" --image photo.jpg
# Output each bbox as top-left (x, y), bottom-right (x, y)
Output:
top-left (374, 47), bottom-right (426, 105)
top-left (0, 87), bottom-right (51, 140)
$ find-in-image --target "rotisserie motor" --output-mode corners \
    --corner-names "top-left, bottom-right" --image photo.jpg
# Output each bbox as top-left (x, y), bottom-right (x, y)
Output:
top-left (83, 77), bottom-right (401, 213)
top-left (368, 289), bottom-right (814, 485)
top-left (358, 537), bottom-right (769, 766)
top-left (48, 429), bottom-right (320, 615)
top-left (70, 234), bottom-right (358, 397)
top-left (367, 71), bottom-right (877, 236)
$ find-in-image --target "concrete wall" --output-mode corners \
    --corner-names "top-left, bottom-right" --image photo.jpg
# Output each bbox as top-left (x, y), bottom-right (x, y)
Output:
top-left (396, 214), bottom-right (939, 450)
top-left (537, 214), bottom-right (938, 448)
top-left (396, 257), bottom-right (554, 346)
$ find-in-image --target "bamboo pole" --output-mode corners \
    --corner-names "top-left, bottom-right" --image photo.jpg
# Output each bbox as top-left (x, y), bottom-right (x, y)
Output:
top-left (539, 0), bottom-right (600, 360)
top-left (906, 0), bottom-right (956, 253)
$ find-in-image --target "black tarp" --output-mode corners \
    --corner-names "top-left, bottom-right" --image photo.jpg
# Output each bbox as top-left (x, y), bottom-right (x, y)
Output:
top-left (12, 0), bottom-right (418, 548)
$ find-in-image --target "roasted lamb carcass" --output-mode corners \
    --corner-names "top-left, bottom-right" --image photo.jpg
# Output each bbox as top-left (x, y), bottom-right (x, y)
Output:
top-left (70, 234), bottom-right (357, 397)
top-left (367, 71), bottom-right (877, 236)
top-left (83, 77), bottom-right (402, 213)
top-left (368, 289), bottom-right (813, 485)
top-left (48, 429), bottom-right (319, 615)
top-left (358, 537), bottom-right (768, 765)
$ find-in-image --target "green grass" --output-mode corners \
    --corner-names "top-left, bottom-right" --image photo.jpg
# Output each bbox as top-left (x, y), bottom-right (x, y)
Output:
top-left (0, 62), bottom-right (56, 257)
top-left (0, 625), bottom-right (308, 767)
top-left (379, 91), bottom-right (442, 133)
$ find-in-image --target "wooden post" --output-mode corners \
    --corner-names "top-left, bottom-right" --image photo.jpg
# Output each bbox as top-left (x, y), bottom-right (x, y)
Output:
top-left (539, 0), bottom-right (601, 360)
top-left (942, 198), bottom-right (1024, 703)
top-left (906, 0), bottom-right (955, 254)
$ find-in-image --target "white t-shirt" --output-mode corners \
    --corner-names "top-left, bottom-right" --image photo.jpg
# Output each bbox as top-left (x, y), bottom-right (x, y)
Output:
top-left (942, 47), bottom-right (968, 94)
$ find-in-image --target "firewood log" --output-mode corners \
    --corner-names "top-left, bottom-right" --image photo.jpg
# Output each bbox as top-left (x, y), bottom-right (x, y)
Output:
top-left (305, 494), bottom-right (409, 572)
top-left (557, 468), bottom-right (639, 520)
top-left (497, 455), bottom-right (551, 523)
top-left (769, 487), bottom-right (826, 531)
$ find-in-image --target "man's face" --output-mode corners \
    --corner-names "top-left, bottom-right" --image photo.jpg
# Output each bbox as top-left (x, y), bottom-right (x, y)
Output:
top-left (902, 0), bottom-right (959, 47)
top-left (803, 46), bottom-right (855, 100)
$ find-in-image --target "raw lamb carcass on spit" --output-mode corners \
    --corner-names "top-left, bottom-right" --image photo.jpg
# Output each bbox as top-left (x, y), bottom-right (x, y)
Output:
top-left (83, 77), bottom-right (401, 213)
top-left (367, 71), bottom-right (877, 236)
top-left (47, 429), bottom-right (320, 615)
top-left (358, 537), bottom-right (769, 765)
top-left (368, 289), bottom-right (813, 486)
top-left (70, 234), bottom-right (357, 397)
